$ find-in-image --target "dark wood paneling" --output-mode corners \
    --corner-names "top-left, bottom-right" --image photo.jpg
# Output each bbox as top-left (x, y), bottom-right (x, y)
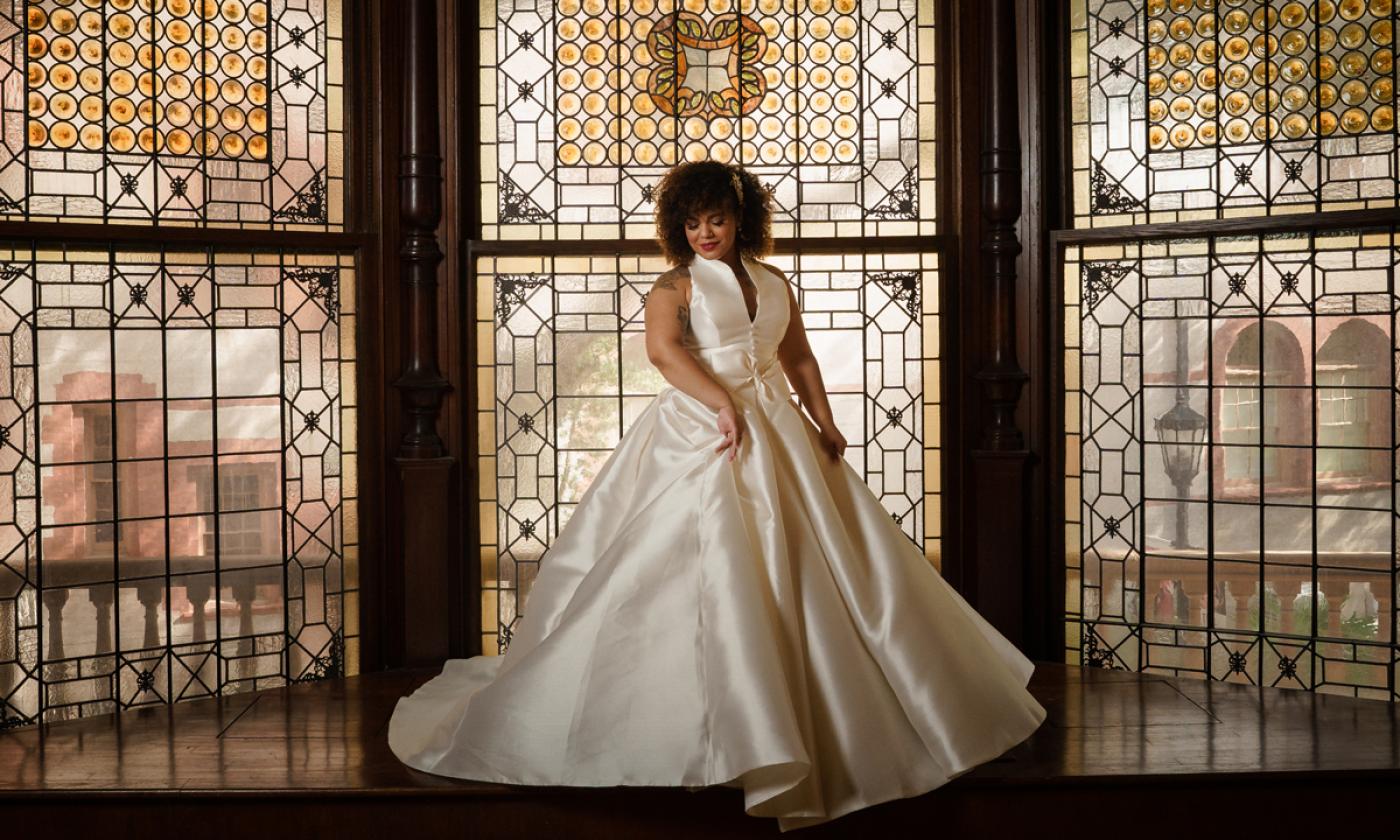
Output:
top-left (441, 0), bottom-right (473, 660)
top-left (389, 0), bottom-right (458, 667)
top-left (942, 0), bottom-right (979, 599)
top-left (933, 0), bottom-right (964, 599)
top-left (946, 0), bottom-right (1036, 646)
top-left (975, 0), bottom-right (1029, 455)
top-left (393, 0), bottom-right (450, 462)
top-left (359, 0), bottom-right (404, 674)
top-left (346, 0), bottom-right (386, 675)
top-left (1022, 0), bottom-right (1068, 661)
top-left (457, 0), bottom-right (484, 658)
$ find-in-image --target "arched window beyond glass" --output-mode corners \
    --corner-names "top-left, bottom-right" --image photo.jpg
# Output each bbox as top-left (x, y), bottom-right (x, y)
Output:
top-left (1064, 231), bottom-right (1399, 699)
top-left (0, 0), bottom-right (344, 228)
top-left (1217, 320), bottom-right (1305, 485)
top-left (1315, 318), bottom-right (1388, 478)
top-left (480, 0), bottom-right (936, 239)
top-left (1070, 0), bottom-right (1399, 227)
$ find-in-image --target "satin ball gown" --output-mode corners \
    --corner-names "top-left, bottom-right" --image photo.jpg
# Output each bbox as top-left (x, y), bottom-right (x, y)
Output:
top-left (388, 252), bottom-right (1047, 832)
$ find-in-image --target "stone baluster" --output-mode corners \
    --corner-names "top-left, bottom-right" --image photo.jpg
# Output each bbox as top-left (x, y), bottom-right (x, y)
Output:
top-left (186, 579), bottom-right (211, 643)
top-left (41, 588), bottom-right (68, 662)
top-left (89, 586), bottom-right (114, 655)
top-left (233, 579), bottom-right (256, 656)
top-left (136, 581), bottom-right (163, 649)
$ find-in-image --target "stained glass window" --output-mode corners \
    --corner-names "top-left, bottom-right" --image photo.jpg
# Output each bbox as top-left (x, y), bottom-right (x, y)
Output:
top-left (0, 247), bottom-right (357, 726)
top-left (1065, 1), bottom-right (1400, 698)
top-left (0, 0), bottom-right (343, 227)
top-left (0, 0), bottom-right (353, 729)
top-left (0, 247), bottom-right (358, 725)
top-left (1071, 0), bottom-right (1399, 226)
top-left (475, 251), bottom-right (939, 654)
top-left (1063, 230), bottom-right (1400, 699)
top-left (478, 0), bottom-right (935, 240)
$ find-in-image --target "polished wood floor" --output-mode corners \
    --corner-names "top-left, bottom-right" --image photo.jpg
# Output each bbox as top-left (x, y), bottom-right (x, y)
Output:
top-left (3, 663), bottom-right (1398, 837)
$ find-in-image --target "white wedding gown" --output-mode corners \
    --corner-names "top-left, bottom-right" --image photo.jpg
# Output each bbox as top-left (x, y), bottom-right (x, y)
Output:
top-left (388, 253), bottom-right (1047, 831)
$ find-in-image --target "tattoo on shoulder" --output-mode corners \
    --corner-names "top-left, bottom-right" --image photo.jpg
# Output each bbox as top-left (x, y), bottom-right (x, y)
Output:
top-left (654, 267), bottom-right (688, 291)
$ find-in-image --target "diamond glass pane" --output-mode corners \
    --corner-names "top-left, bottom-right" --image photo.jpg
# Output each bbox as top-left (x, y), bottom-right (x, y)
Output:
top-left (1063, 230), bottom-right (1400, 701)
top-left (0, 246), bottom-right (356, 727)
top-left (0, 0), bottom-right (343, 228)
top-left (479, 0), bottom-right (935, 240)
top-left (475, 251), bottom-right (940, 654)
top-left (1070, 0), bottom-right (1400, 226)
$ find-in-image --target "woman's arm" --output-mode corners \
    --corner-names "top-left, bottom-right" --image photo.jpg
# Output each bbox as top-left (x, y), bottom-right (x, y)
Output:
top-left (770, 265), bottom-right (847, 460)
top-left (644, 266), bottom-right (748, 460)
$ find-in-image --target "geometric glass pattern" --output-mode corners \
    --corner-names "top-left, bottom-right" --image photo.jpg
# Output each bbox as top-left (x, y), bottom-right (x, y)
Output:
top-left (1063, 229), bottom-right (1400, 700)
top-left (474, 251), bottom-right (939, 654)
top-left (0, 246), bottom-right (357, 727)
top-left (1070, 0), bottom-right (1400, 226)
top-left (477, 0), bottom-right (935, 240)
top-left (0, 0), bottom-right (343, 227)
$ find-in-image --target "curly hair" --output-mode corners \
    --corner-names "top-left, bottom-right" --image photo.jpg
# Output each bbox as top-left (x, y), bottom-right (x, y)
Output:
top-left (653, 161), bottom-right (773, 266)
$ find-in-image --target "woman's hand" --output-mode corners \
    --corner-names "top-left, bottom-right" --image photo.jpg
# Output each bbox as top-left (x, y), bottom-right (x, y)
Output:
top-left (817, 422), bottom-right (847, 463)
top-left (714, 401), bottom-right (747, 462)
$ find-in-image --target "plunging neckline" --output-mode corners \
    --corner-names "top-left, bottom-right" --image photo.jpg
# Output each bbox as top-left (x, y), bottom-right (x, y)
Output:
top-left (699, 253), bottom-right (761, 326)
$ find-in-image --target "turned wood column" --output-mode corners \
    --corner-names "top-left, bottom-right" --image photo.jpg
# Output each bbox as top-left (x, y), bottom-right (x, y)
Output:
top-left (970, 0), bottom-right (1031, 645)
top-left (391, 0), bottom-right (456, 666)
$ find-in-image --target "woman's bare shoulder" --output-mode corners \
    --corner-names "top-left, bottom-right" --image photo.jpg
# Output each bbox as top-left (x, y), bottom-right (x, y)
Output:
top-left (754, 260), bottom-right (791, 283)
top-left (652, 264), bottom-right (692, 291)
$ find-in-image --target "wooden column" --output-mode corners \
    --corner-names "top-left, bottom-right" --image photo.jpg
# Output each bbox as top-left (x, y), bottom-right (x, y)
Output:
top-left (391, 0), bottom-right (455, 666)
top-left (970, 0), bottom-right (1031, 644)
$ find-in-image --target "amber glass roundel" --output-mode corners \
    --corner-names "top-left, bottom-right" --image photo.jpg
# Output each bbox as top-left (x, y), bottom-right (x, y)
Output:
top-left (24, 0), bottom-right (271, 160)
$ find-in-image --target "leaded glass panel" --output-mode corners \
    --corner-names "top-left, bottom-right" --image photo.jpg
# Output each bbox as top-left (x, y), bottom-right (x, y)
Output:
top-left (478, 0), bottom-right (935, 240)
top-left (1063, 230), bottom-right (1400, 700)
top-left (1071, 0), bottom-right (1400, 226)
top-left (0, 0), bottom-right (344, 227)
top-left (0, 247), bottom-right (357, 727)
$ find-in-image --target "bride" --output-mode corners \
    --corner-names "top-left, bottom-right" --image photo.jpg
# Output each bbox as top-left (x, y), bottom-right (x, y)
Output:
top-left (388, 160), bottom-right (1047, 832)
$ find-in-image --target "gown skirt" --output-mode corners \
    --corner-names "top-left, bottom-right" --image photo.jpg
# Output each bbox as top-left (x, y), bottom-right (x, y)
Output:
top-left (388, 253), bottom-right (1048, 832)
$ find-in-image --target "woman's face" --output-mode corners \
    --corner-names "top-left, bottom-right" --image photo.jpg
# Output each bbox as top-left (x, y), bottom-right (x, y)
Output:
top-left (684, 204), bottom-right (737, 260)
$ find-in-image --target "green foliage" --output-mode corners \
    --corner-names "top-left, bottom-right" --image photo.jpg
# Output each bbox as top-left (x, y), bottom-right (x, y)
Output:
top-left (1340, 613), bottom-right (1379, 641)
top-left (1247, 587), bottom-right (1282, 633)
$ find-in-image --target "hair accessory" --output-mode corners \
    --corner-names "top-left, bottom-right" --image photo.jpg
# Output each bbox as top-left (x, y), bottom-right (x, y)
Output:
top-left (729, 167), bottom-right (744, 208)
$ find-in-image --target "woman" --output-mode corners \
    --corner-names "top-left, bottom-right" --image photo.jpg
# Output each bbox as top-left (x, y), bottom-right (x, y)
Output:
top-left (388, 161), bottom-right (1047, 832)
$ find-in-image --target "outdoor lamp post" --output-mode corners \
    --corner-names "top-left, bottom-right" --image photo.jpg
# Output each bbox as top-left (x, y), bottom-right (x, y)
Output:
top-left (1155, 319), bottom-right (1208, 549)
top-left (1156, 397), bottom-right (1208, 548)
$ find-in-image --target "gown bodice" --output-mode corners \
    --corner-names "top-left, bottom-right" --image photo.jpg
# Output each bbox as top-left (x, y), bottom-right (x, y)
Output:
top-left (684, 253), bottom-right (793, 406)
